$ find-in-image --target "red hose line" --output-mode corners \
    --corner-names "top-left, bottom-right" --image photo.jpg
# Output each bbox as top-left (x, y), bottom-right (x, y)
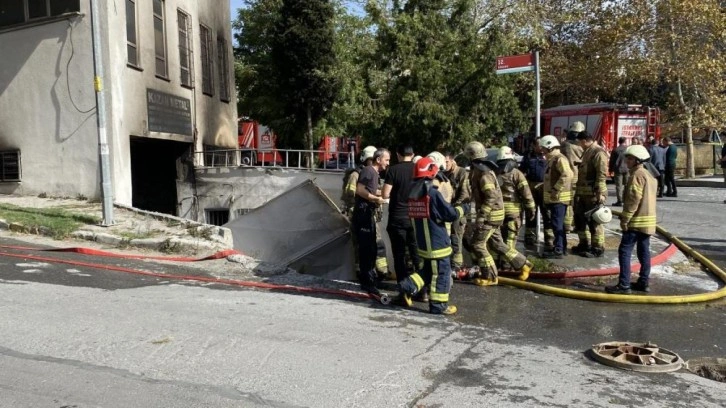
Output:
top-left (0, 250), bottom-right (376, 302)
top-left (0, 244), bottom-right (241, 262)
top-left (499, 243), bottom-right (678, 279)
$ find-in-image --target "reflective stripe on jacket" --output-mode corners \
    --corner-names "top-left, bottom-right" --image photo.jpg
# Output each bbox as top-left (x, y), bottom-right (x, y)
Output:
top-left (499, 168), bottom-right (535, 217)
top-left (411, 185), bottom-right (465, 259)
top-left (621, 165), bottom-right (657, 235)
top-left (471, 167), bottom-right (505, 226)
top-left (543, 150), bottom-right (574, 205)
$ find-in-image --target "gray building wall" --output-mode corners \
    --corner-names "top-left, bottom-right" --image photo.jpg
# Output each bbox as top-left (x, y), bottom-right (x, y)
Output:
top-left (0, 1), bottom-right (237, 205)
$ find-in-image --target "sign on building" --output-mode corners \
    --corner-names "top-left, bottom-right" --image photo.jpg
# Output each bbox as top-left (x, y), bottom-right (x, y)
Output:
top-left (146, 89), bottom-right (192, 136)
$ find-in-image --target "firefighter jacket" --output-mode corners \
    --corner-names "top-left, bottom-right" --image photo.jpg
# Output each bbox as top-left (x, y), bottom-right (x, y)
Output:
top-left (470, 162), bottom-right (505, 227)
top-left (543, 150), bottom-right (574, 205)
top-left (408, 180), bottom-right (467, 259)
top-left (576, 143), bottom-right (609, 198)
top-left (561, 141), bottom-right (583, 185)
top-left (433, 178), bottom-right (454, 203)
top-left (445, 163), bottom-right (471, 206)
top-left (497, 160), bottom-right (535, 217)
top-left (621, 164), bottom-right (657, 235)
top-left (341, 165), bottom-right (363, 209)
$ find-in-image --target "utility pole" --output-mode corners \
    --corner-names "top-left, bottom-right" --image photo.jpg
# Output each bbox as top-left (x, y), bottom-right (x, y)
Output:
top-left (90, 0), bottom-right (114, 226)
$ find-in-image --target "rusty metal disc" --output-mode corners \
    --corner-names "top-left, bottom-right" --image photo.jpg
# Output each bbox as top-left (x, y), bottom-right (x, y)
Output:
top-left (590, 341), bottom-right (684, 373)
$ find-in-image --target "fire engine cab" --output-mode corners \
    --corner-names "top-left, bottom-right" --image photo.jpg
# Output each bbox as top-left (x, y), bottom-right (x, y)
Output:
top-left (541, 103), bottom-right (660, 152)
top-left (238, 118), bottom-right (283, 166)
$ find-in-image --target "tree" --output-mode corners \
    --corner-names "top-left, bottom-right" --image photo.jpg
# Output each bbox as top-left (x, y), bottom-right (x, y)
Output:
top-left (271, 0), bottom-right (340, 166)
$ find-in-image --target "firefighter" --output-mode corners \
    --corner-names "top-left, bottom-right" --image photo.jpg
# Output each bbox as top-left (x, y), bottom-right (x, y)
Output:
top-left (397, 157), bottom-right (469, 315)
top-left (342, 146), bottom-right (389, 277)
top-left (520, 138), bottom-right (549, 248)
top-left (539, 135), bottom-right (573, 258)
top-left (352, 148), bottom-right (390, 296)
top-left (444, 151), bottom-right (471, 274)
top-left (461, 141), bottom-right (533, 285)
top-left (427, 151), bottom-right (454, 204)
top-left (574, 129), bottom-right (609, 257)
top-left (561, 123), bottom-right (584, 232)
top-left (495, 146), bottom-right (535, 269)
top-left (606, 145), bottom-right (657, 294)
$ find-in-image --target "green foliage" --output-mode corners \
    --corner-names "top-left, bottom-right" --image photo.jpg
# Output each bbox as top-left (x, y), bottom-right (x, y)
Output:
top-left (0, 203), bottom-right (100, 239)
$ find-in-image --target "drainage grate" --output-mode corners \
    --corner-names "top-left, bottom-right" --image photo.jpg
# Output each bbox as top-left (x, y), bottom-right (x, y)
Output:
top-left (589, 341), bottom-right (683, 373)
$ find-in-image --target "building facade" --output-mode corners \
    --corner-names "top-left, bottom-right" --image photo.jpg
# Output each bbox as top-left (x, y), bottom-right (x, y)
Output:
top-left (0, 0), bottom-right (237, 215)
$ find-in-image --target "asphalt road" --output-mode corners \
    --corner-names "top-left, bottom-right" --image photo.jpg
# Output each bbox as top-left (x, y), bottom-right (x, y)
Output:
top-left (1, 186), bottom-right (725, 407)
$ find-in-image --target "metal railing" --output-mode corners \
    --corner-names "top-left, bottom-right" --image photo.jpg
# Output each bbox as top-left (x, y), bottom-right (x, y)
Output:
top-left (195, 148), bottom-right (356, 171)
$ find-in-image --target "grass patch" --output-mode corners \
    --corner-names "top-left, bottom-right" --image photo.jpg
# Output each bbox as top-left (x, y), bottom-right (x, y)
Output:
top-left (187, 225), bottom-right (214, 240)
top-left (528, 257), bottom-right (566, 273)
top-left (0, 203), bottom-right (100, 239)
top-left (117, 231), bottom-right (156, 240)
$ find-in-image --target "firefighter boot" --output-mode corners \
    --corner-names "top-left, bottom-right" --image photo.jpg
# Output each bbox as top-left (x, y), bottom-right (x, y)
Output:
top-left (517, 260), bottom-right (533, 281)
top-left (472, 268), bottom-right (498, 286)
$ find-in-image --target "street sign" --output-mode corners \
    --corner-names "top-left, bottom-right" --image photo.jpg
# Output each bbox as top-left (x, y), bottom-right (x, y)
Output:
top-left (495, 53), bottom-right (535, 75)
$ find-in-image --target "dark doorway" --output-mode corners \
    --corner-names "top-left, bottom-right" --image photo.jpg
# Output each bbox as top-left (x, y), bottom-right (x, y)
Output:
top-left (130, 137), bottom-right (190, 215)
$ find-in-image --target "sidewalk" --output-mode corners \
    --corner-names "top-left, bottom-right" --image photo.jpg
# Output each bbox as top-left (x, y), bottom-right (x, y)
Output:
top-left (676, 174), bottom-right (725, 188)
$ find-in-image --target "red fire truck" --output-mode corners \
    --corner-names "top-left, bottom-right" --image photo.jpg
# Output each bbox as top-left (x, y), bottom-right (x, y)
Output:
top-left (238, 119), bottom-right (283, 166)
top-left (541, 103), bottom-right (660, 152)
top-left (317, 135), bottom-right (360, 170)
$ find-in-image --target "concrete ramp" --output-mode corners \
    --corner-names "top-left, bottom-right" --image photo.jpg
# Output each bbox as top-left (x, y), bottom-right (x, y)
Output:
top-left (224, 180), bottom-right (355, 281)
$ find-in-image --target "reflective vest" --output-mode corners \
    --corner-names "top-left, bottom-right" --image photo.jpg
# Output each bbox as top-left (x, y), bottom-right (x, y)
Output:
top-left (408, 181), bottom-right (465, 259)
top-left (470, 165), bottom-right (505, 226)
top-left (498, 167), bottom-right (535, 217)
top-left (576, 144), bottom-right (608, 197)
top-left (544, 150), bottom-right (574, 205)
top-left (621, 165), bottom-right (657, 235)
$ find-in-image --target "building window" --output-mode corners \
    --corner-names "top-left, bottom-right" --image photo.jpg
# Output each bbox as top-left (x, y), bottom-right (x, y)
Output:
top-left (217, 36), bottom-right (230, 102)
top-left (153, 0), bottom-right (167, 78)
top-left (205, 209), bottom-right (229, 226)
top-left (126, 0), bottom-right (139, 67)
top-left (200, 24), bottom-right (214, 96)
top-left (177, 9), bottom-right (193, 88)
top-left (0, 150), bottom-right (21, 182)
top-left (0, 0), bottom-right (80, 29)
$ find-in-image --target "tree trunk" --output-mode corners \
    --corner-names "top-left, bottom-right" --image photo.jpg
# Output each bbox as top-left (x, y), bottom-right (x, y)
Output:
top-left (685, 114), bottom-right (695, 179)
top-left (306, 104), bottom-right (314, 169)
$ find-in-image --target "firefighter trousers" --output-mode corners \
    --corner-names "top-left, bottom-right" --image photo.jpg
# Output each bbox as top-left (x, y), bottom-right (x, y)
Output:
top-left (574, 196), bottom-right (605, 250)
top-left (449, 218), bottom-right (466, 268)
top-left (464, 224), bottom-right (527, 280)
top-left (398, 256), bottom-right (452, 314)
top-left (352, 205), bottom-right (380, 292)
top-left (525, 187), bottom-right (552, 247)
top-left (496, 215), bottom-right (522, 268)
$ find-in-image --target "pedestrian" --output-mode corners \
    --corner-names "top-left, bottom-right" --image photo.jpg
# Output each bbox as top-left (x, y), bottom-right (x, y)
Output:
top-left (609, 137), bottom-right (629, 206)
top-left (352, 148), bottom-right (390, 296)
top-left (663, 137), bottom-right (678, 197)
top-left (520, 139), bottom-right (549, 249)
top-left (462, 141), bottom-right (533, 285)
top-left (561, 123), bottom-right (584, 233)
top-left (649, 138), bottom-right (667, 198)
top-left (539, 135), bottom-right (574, 259)
top-left (606, 145), bottom-right (657, 294)
top-left (397, 157), bottom-right (469, 315)
top-left (495, 146), bottom-right (535, 268)
top-left (444, 151), bottom-right (471, 274)
top-left (574, 129), bottom-right (609, 258)
top-left (382, 144), bottom-right (419, 289)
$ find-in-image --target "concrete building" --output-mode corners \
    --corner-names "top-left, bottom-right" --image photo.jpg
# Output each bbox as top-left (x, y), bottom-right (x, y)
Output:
top-left (0, 0), bottom-right (237, 215)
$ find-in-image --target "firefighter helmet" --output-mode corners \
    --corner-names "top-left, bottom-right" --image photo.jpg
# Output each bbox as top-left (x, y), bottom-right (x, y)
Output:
top-left (413, 157), bottom-right (438, 179)
top-left (569, 121), bottom-right (586, 133)
top-left (496, 146), bottom-right (515, 161)
top-left (412, 155), bottom-right (423, 163)
top-left (625, 145), bottom-right (650, 162)
top-left (360, 145), bottom-right (377, 161)
top-left (587, 205), bottom-right (613, 224)
top-left (427, 151), bottom-right (446, 170)
top-left (539, 135), bottom-right (560, 150)
top-left (464, 141), bottom-right (487, 160)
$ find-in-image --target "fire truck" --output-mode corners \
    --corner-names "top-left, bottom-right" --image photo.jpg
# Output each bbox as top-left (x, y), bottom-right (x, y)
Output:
top-left (541, 103), bottom-right (660, 152)
top-left (317, 135), bottom-right (360, 170)
top-left (238, 118), bottom-right (283, 166)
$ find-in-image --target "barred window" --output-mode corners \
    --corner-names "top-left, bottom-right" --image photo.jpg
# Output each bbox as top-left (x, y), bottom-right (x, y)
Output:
top-left (0, 150), bottom-right (21, 182)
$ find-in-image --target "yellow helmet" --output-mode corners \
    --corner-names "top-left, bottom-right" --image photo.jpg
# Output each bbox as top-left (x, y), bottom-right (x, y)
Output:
top-left (569, 121), bottom-right (586, 133)
top-left (539, 135), bottom-right (560, 150)
top-left (464, 141), bottom-right (486, 160)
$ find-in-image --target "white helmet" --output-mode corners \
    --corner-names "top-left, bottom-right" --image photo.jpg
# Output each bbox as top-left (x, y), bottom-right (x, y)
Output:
top-left (360, 145), bottom-right (377, 161)
top-left (625, 145), bottom-right (650, 162)
top-left (588, 205), bottom-right (613, 224)
top-left (569, 121), bottom-right (586, 133)
top-left (464, 141), bottom-right (487, 160)
top-left (427, 151), bottom-right (446, 170)
top-left (539, 135), bottom-right (560, 150)
top-left (496, 146), bottom-right (515, 161)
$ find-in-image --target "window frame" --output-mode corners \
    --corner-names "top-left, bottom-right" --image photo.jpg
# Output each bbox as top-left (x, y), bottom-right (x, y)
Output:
top-left (153, 0), bottom-right (168, 79)
top-left (0, 0), bottom-right (80, 30)
top-left (216, 36), bottom-right (231, 103)
top-left (125, 0), bottom-right (140, 68)
top-left (177, 9), bottom-right (193, 89)
top-left (0, 150), bottom-right (22, 182)
top-left (200, 24), bottom-right (214, 96)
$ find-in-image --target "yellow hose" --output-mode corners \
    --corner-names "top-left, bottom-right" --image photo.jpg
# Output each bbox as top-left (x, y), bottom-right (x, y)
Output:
top-left (500, 224), bottom-right (726, 304)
